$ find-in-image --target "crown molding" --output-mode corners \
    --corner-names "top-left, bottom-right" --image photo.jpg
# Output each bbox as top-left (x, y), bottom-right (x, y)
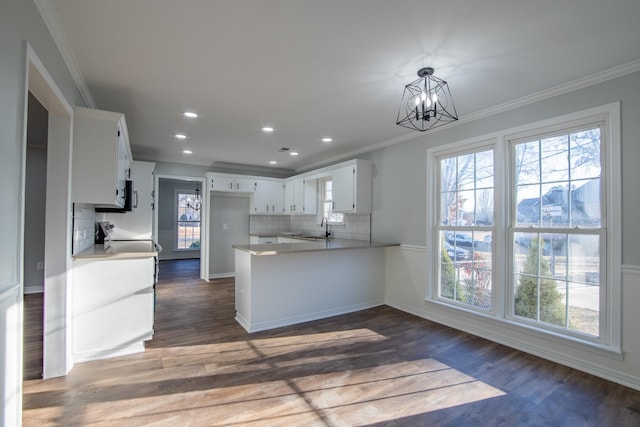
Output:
top-left (34, 0), bottom-right (96, 108)
top-left (461, 58), bottom-right (640, 124)
top-left (299, 59), bottom-right (640, 172)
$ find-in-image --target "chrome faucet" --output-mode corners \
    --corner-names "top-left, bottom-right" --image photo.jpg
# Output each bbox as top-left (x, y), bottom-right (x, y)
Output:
top-left (320, 217), bottom-right (331, 238)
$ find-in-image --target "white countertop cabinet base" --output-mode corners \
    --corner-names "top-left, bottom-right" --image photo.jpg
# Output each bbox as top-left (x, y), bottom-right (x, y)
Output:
top-left (234, 247), bottom-right (385, 332)
top-left (72, 257), bottom-right (155, 362)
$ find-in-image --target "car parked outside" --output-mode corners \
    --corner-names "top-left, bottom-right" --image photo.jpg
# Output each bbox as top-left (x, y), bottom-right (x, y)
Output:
top-left (446, 232), bottom-right (474, 247)
top-left (443, 241), bottom-right (469, 261)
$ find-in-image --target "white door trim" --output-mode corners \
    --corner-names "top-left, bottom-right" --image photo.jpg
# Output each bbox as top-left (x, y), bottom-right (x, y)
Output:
top-left (23, 43), bottom-right (75, 382)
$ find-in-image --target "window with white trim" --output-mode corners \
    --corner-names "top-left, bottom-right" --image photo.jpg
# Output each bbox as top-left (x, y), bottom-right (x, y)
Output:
top-left (437, 148), bottom-right (495, 310)
top-left (511, 125), bottom-right (603, 336)
top-left (176, 191), bottom-right (201, 250)
top-left (321, 178), bottom-right (344, 224)
top-left (429, 104), bottom-right (620, 351)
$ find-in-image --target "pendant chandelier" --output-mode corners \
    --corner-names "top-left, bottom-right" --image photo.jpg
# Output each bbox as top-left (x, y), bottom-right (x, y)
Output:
top-left (187, 181), bottom-right (202, 211)
top-left (396, 67), bottom-right (458, 132)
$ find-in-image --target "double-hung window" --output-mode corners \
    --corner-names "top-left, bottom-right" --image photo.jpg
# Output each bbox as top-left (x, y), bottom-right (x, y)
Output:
top-left (511, 125), bottom-right (603, 336)
top-left (429, 103), bottom-right (620, 352)
top-left (437, 147), bottom-right (495, 310)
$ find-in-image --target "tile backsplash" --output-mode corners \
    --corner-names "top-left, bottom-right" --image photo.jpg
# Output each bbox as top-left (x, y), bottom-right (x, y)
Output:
top-left (72, 204), bottom-right (97, 254)
top-left (250, 214), bottom-right (371, 241)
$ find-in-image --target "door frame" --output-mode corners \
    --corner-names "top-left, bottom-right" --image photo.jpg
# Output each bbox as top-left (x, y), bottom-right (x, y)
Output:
top-left (21, 43), bottom-right (75, 380)
top-left (154, 175), bottom-right (207, 280)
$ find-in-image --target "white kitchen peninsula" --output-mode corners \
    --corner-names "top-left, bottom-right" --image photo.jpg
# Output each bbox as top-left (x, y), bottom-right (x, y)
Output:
top-left (233, 239), bottom-right (398, 332)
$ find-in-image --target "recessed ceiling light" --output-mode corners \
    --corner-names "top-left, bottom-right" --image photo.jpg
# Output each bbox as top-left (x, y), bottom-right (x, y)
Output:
top-left (183, 149), bottom-right (192, 154)
top-left (322, 137), bottom-right (333, 143)
top-left (262, 126), bottom-right (275, 133)
top-left (269, 161), bottom-right (278, 165)
top-left (289, 151), bottom-right (299, 156)
top-left (183, 111), bottom-right (198, 118)
top-left (175, 133), bottom-right (187, 139)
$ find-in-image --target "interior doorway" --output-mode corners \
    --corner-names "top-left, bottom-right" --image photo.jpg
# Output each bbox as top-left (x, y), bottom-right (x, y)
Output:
top-left (155, 177), bottom-right (205, 265)
top-left (22, 92), bottom-right (48, 380)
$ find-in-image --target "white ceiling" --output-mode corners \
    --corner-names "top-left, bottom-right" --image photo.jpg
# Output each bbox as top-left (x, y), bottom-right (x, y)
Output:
top-left (46, 0), bottom-right (640, 173)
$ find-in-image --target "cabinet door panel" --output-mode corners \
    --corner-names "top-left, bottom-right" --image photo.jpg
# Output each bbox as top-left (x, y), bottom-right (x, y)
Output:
top-left (210, 176), bottom-right (235, 192)
top-left (236, 178), bottom-right (254, 192)
top-left (332, 166), bottom-right (355, 213)
top-left (73, 107), bottom-right (130, 208)
top-left (252, 180), bottom-right (283, 213)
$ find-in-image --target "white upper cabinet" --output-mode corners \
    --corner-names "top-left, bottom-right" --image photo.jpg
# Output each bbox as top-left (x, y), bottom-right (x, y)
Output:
top-left (252, 179), bottom-right (284, 214)
top-left (106, 161), bottom-right (156, 240)
top-left (204, 160), bottom-right (369, 215)
top-left (303, 179), bottom-right (318, 214)
top-left (72, 107), bottom-right (131, 208)
top-left (284, 178), bottom-right (317, 214)
top-left (284, 178), bottom-right (303, 213)
top-left (209, 174), bottom-right (254, 192)
top-left (330, 160), bottom-right (372, 214)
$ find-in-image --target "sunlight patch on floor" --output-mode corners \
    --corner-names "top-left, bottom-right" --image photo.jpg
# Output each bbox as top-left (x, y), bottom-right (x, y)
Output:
top-left (33, 358), bottom-right (504, 426)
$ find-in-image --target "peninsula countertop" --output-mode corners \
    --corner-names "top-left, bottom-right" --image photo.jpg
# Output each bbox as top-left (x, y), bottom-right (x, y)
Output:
top-left (73, 240), bottom-right (158, 260)
top-left (234, 238), bottom-right (399, 255)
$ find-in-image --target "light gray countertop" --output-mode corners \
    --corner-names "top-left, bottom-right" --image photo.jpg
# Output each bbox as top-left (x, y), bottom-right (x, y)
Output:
top-left (234, 238), bottom-right (399, 255)
top-left (73, 240), bottom-right (158, 260)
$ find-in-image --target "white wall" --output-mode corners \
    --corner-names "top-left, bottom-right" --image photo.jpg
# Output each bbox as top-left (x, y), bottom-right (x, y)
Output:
top-left (209, 194), bottom-right (250, 277)
top-left (370, 72), bottom-right (640, 390)
top-left (23, 147), bottom-right (47, 293)
top-left (1, 1), bottom-right (85, 423)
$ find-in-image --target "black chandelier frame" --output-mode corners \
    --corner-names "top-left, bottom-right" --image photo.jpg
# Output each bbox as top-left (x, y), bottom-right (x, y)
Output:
top-left (396, 67), bottom-right (458, 132)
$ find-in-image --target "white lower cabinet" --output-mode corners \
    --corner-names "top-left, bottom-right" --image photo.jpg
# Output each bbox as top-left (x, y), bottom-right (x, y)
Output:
top-left (276, 237), bottom-right (301, 243)
top-left (250, 236), bottom-right (277, 244)
top-left (72, 257), bottom-right (155, 362)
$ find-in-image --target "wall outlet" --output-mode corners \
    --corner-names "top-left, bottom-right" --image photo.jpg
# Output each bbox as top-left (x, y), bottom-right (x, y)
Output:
top-left (36, 261), bottom-right (44, 271)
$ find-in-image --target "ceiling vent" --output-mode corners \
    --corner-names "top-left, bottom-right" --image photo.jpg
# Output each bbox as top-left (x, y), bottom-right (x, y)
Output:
top-left (278, 147), bottom-right (290, 152)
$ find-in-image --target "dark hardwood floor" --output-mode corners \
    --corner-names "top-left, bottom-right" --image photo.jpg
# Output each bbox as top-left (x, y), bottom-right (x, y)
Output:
top-left (23, 292), bottom-right (44, 381)
top-left (22, 258), bottom-right (640, 426)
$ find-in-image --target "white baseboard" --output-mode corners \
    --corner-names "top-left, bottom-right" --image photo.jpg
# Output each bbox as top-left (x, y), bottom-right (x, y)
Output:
top-left (386, 298), bottom-right (640, 392)
top-left (23, 285), bottom-right (44, 294)
top-left (237, 300), bottom-right (384, 333)
top-left (73, 342), bottom-right (145, 363)
top-left (210, 272), bottom-right (235, 279)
